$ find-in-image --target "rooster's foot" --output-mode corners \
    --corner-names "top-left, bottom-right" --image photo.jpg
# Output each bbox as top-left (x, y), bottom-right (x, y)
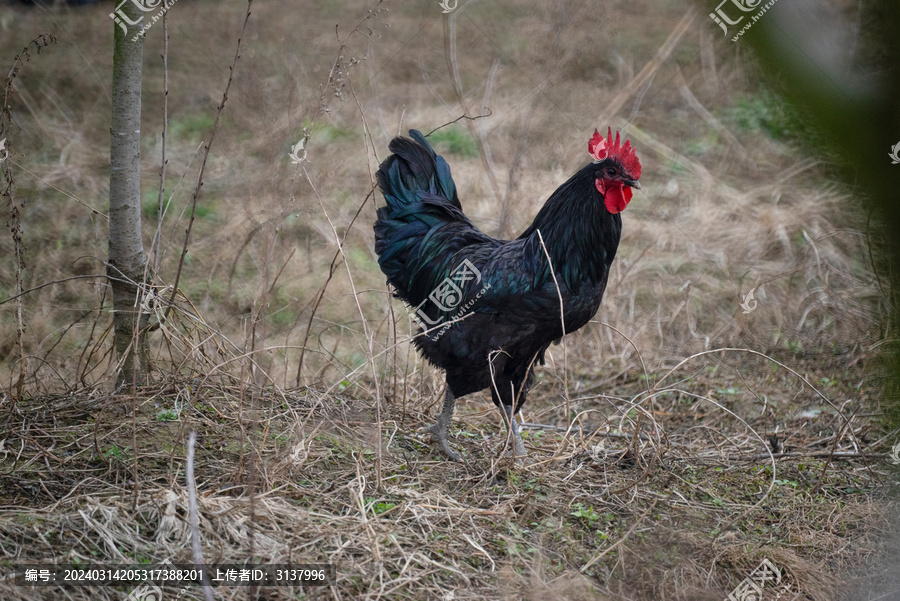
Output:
top-left (499, 405), bottom-right (528, 462)
top-left (503, 439), bottom-right (528, 461)
top-left (421, 422), bottom-right (462, 462)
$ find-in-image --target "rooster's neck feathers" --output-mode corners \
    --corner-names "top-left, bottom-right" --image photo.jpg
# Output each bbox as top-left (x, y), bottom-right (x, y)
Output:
top-left (518, 163), bottom-right (622, 292)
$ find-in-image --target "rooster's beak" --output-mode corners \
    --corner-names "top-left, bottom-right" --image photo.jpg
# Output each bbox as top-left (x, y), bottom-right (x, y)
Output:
top-left (624, 179), bottom-right (641, 190)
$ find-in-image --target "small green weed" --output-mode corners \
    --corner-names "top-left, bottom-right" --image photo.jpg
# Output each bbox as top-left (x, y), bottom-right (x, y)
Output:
top-left (156, 408), bottom-right (178, 422)
top-left (428, 127), bottom-right (479, 158)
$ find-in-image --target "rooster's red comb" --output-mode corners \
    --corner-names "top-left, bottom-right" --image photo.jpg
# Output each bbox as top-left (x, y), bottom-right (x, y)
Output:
top-left (588, 127), bottom-right (642, 179)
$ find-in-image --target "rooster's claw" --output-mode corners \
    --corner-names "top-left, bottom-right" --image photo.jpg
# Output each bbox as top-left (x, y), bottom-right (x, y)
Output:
top-left (421, 423), bottom-right (462, 462)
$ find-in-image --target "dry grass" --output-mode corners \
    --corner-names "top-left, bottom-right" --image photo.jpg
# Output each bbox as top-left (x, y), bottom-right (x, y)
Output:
top-left (0, 0), bottom-right (898, 599)
top-left (0, 350), bottom-right (895, 600)
top-left (0, 0), bottom-right (882, 387)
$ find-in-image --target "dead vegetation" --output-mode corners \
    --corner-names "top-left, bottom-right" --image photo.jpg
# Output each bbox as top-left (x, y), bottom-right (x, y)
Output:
top-left (0, 348), bottom-right (895, 600)
top-left (0, 0), bottom-right (898, 599)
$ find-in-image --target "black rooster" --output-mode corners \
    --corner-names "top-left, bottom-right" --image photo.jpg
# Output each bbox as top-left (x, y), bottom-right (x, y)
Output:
top-left (374, 128), bottom-right (642, 460)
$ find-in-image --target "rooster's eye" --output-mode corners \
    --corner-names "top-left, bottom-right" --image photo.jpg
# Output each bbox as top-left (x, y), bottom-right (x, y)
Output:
top-left (605, 168), bottom-right (616, 177)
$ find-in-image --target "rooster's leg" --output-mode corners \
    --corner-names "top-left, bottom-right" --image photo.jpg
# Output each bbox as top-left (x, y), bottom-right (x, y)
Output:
top-left (423, 388), bottom-right (461, 461)
top-left (501, 404), bottom-right (528, 459)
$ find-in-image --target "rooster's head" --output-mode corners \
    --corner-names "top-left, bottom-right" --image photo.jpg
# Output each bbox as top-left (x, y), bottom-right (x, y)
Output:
top-left (588, 127), bottom-right (642, 214)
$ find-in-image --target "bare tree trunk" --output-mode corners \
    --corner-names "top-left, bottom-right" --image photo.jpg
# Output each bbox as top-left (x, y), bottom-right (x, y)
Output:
top-left (109, 6), bottom-right (149, 387)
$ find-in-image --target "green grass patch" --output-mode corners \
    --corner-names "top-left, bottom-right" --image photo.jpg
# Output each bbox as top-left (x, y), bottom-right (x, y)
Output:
top-left (428, 127), bottom-right (480, 158)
